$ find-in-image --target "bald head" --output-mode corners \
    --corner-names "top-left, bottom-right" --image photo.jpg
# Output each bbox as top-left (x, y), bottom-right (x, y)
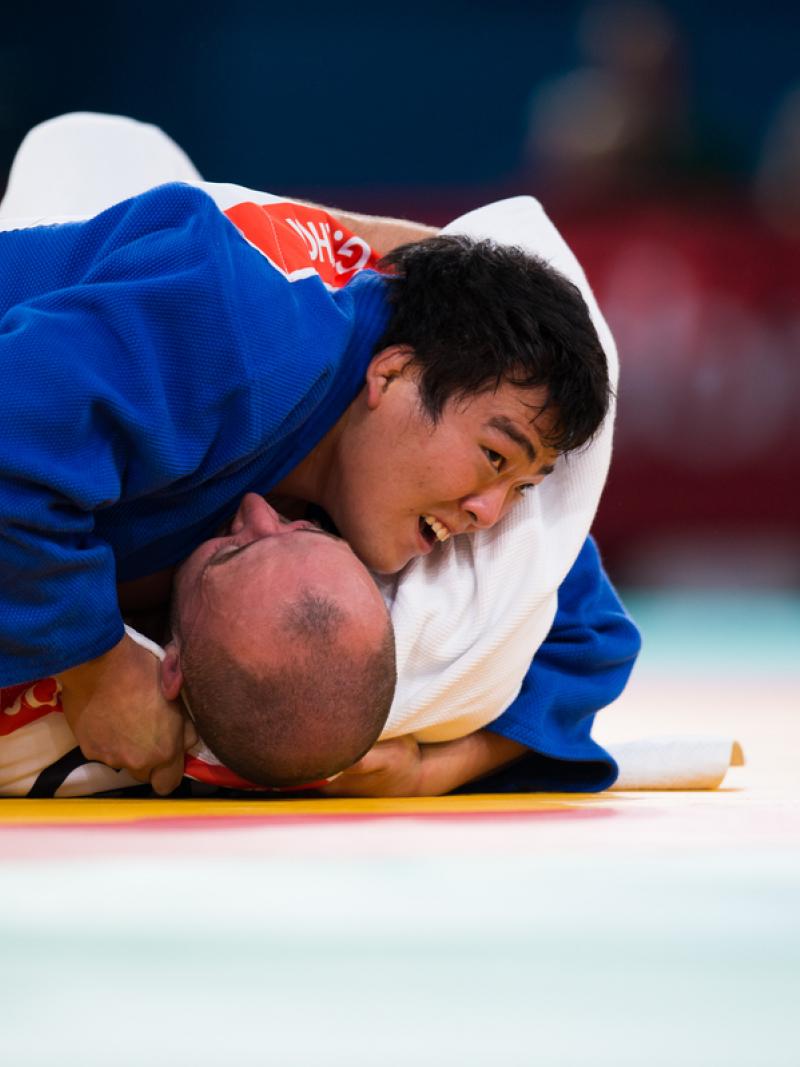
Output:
top-left (164, 494), bottom-right (396, 786)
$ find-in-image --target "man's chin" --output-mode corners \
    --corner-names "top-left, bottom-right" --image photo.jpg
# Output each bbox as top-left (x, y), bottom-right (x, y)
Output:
top-left (360, 554), bottom-right (408, 577)
top-left (369, 560), bottom-right (406, 576)
top-left (348, 536), bottom-right (411, 576)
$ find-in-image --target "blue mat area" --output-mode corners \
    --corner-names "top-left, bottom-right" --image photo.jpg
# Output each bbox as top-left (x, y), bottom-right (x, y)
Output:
top-left (622, 591), bottom-right (800, 676)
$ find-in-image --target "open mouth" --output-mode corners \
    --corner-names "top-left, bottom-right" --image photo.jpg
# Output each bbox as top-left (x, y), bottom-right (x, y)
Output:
top-left (419, 514), bottom-right (450, 546)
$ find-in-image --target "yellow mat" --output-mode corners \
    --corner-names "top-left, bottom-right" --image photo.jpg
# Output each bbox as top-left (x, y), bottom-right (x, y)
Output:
top-left (0, 791), bottom-right (609, 825)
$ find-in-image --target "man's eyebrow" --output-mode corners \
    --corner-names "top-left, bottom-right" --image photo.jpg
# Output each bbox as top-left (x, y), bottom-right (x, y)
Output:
top-left (488, 415), bottom-right (537, 463)
top-left (487, 415), bottom-right (555, 474)
top-left (206, 526), bottom-right (343, 568)
top-left (297, 527), bottom-right (344, 543)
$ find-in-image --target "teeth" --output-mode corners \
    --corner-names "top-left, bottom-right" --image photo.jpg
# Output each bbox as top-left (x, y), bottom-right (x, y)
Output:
top-left (423, 515), bottom-right (450, 543)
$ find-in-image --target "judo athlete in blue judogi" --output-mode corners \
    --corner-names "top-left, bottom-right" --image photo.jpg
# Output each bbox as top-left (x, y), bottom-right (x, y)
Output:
top-left (0, 180), bottom-right (639, 796)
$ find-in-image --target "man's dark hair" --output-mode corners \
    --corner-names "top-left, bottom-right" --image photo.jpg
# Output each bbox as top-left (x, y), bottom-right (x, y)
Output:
top-left (178, 590), bottom-right (396, 787)
top-left (378, 236), bottom-right (611, 452)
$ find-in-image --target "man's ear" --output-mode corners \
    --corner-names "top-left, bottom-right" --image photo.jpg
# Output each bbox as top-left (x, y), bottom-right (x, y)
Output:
top-left (364, 345), bottom-right (416, 410)
top-left (160, 641), bottom-right (185, 701)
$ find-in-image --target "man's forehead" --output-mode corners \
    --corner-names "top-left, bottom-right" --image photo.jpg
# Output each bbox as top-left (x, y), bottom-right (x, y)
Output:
top-left (465, 380), bottom-right (551, 422)
top-left (197, 530), bottom-right (358, 625)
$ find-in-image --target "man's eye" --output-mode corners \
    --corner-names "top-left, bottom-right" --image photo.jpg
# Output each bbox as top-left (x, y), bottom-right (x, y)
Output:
top-left (210, 544), bottom-right (244, 566)
top-left (483, 448), bottom-right (505, 472)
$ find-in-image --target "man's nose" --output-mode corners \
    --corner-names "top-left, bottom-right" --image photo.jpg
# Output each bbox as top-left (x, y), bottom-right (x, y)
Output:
top-left (232, 493), bottom-right (282, 536)
top-left (461, 485), bottom-right (513, 530)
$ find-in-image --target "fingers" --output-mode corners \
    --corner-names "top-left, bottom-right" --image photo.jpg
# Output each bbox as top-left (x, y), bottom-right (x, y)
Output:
top-left (149, 750), bottom-right (186, 796)
top-left (342, 751), bottom-right (378, 775)
top-left (126, 765), bottom-right (152, 784)
top-left (183, 717), bottom-right (199, 750)
top-left (317, 774), bottom-right (369, 798)
top-left (317, 737), bottom-right (425, 797)
top-left (316, 748), bottom-right (386, 794)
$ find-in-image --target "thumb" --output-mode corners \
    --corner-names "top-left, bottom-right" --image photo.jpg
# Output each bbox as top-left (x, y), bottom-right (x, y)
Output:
top-left (346, 748), bottom-right (387, 775)
top-left (183, 717), bottom-right (199, 749)
top-left (150, 752), bottom-right (185, 796)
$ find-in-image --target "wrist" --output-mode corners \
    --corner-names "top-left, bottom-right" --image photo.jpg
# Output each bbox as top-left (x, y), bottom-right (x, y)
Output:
top-left (419, 731), bottom-right (528, 794)
top-left (58, 636), bottom-right (125, 698)
top-left (58, 634), bottom-right (155, 723)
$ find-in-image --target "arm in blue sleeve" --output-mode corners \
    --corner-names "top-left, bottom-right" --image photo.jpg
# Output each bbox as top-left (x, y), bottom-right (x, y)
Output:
top-left (1, 184), bottom-right (386, 687)
top-left (0, 186), bottom-right (233, 685)
top-left (456, 535), bottom-right (641, 793)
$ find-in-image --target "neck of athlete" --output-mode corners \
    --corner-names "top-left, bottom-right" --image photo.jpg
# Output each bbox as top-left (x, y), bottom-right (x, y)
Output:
top-left (270, 409), bottom-right (348, 515)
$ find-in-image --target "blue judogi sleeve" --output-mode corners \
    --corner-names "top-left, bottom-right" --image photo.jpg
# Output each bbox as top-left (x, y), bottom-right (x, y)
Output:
top-left (0, 183), bottom-right (388, 686)
top-left (457, 535), bottom-right (640, 793)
